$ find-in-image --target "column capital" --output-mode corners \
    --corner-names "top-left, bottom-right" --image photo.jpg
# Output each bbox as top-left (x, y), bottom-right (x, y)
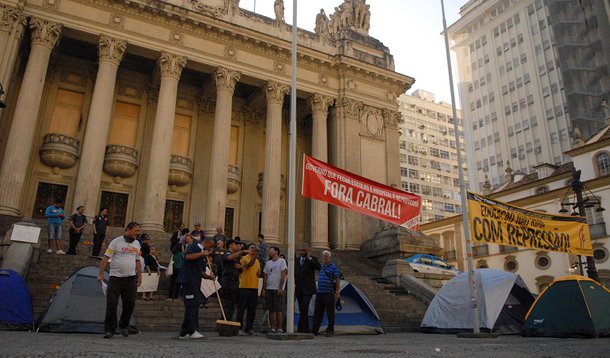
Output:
top-left (214, 67), bottom-right (241, 92)
top-left (339, 97), bottom-right (363, 119)
top-left (383, 108), bottom-right (401, 130)
top-left (98, 35), bottom-right (127, 65)
top-left (29, 17), bottom-right (61, 50)
top-left (1, 5), bottom-right (25, 32)
top-left (159, 52), bottom-right (187, 79)
top-left (307, 93), bottom-right (335, 117)
top-left (196, 96), bottom-right (215, 113)
top-left (265, 81), bottom-right (289, 105)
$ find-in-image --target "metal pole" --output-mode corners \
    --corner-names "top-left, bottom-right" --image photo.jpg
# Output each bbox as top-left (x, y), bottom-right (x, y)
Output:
top-left (286, 0), bottom-right (298, 334)
top-left (571, 168), bottom-right (599, 281)
top-left (441, 0), bottom-right (480, 333)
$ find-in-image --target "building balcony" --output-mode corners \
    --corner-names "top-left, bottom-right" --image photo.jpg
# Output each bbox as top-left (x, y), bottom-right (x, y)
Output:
top-left (257, 172), bottom-right (287, 199)
top-left (103, 144), bottom-right (138, 183)
top-left (39, 133), bottom-right (80, 173)
top-left (168, 155), bottom-right (193, 190)
top-left (227, 164), bottom-right (241, 194)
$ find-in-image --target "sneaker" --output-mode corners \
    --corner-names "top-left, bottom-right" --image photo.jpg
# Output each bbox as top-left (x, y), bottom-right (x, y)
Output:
top-left (269, 329), bottom-right (277, 334)
top-left (189, 331), bottom-right (203, 339)
top-left (47, 249), bottom-right (53, 254)
top-left (121, 329), bottom-right (129, 337)
top-left (238, 330), bottom-right (248, 336)
top-left (103, 332), bottom-right (113, 339)
top-left (277, 329), bottom-right (284, 333)
top-left (178, 333), bottom-right (190, 339)
top-left (56, 250), bottom-right (66, 255)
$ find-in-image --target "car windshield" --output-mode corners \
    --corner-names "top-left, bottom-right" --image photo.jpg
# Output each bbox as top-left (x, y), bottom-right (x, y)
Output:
top-left (433, 259), bottom-right (449, 268)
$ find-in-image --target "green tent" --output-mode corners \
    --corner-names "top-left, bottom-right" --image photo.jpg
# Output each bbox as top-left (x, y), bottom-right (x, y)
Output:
top-left (523, 275), bottom-right (610, 338)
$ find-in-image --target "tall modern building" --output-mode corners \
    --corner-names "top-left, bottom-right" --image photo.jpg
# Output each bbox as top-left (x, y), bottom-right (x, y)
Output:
top-left (547, 0), bottom-right (610, 139)
top-left (448, 0), bottom-right (573, 191)
top-left (398, 90), bottom-right (466, 224)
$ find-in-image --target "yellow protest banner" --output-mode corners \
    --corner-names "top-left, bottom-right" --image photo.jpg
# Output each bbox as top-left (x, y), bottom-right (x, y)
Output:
top-left (467, 191), bottom-right (592, 256)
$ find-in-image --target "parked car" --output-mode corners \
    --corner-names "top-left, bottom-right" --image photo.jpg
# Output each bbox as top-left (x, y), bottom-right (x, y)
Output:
top-left (405, 254), bottom-right (461, 276)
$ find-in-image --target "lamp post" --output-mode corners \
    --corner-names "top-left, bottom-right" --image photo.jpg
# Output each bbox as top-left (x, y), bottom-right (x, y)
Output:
top-left (570, 168), bottom-right (600, 282)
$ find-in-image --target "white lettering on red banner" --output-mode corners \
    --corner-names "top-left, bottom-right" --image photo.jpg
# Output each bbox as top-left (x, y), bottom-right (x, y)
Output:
top-left (302, 155), bottom-right (422, 229)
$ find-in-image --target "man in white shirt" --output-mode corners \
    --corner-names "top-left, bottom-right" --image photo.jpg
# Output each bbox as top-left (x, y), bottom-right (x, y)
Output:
top-left (97, 222), bottom-right (142, 339)
top-left (262, 246), bottom-right (287, 333)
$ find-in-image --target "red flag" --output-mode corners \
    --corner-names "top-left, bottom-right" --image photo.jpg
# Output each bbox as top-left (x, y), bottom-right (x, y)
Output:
top-left (302, 155), bottom-right (422, 230)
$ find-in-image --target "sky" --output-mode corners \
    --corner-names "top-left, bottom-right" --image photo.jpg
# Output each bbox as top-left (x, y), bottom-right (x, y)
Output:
top-left (240, 0), bottom-right (469, 105)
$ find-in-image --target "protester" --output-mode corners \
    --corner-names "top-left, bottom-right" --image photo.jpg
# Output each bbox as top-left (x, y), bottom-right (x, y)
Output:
top-left (213, 226), bottom-right (227, 243)
top-left (221, 238), bottom-right (244, 321)
top-left (236, 244), bottom-right (261, 335)
top-left (167, 242), bottom-right (184, 302)
top-left (169, 223), bottom-right (185, 252)
top-left (294, 243), bottom-right (321, 333)
top-left (139, 233), bottom-right (151, 257)
top-left (177, 234), bottom-right (214, 339)
top-left (45, 199), bottom-right (65, 254)
top-left (262, 246), bottom-right (287, 333)
top-left (142, 245), bottom-right (160, 301)
top-left (257, 234), bottom-right (267, 267)
top-left (67, 205), bottom-right (87, 255)
top-left (97, 222), bottom-right (142, 339)
top-left (91, 207), bottom-right (109, 257)
top-left (212, 239), bottom-right (226, 285)
top-left (311, 250), bottom-right (341, 337)
top-left (190, 223), bottom-right (204, 240)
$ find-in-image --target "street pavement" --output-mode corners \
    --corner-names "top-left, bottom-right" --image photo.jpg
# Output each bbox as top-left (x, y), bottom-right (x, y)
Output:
top-left (0, 331), bottom-right (608, 357)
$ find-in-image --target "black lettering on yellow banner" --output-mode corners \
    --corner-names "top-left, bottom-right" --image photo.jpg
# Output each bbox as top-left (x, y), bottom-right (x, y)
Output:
top-left (467, 191), bottom-right (592, 256)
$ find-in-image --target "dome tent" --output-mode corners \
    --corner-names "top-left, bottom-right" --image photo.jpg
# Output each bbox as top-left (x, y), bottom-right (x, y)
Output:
top-left (421, 268), bottom-right (535, 334)
top-left (523, 275), bottom-right (610, 338)
top-left (0, 269), bottom-right (34, 331)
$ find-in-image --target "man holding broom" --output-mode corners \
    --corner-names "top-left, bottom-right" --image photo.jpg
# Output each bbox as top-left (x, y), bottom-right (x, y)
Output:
top-left (177, 234), bottom-right (215, 339)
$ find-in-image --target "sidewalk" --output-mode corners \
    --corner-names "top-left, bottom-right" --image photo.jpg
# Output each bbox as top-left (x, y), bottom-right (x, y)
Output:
top-left (0, 331), bottom-right (608, 358)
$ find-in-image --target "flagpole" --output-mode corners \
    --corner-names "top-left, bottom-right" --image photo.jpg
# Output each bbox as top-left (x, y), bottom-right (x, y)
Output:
top-left (440, 0), bottom-right (480, 334)
top-left (286, 0), bottom-right (298, 334)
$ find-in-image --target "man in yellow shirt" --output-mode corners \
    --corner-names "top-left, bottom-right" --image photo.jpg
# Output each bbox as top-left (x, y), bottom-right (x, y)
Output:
top-left (236, 243), bottom-right (261, 335)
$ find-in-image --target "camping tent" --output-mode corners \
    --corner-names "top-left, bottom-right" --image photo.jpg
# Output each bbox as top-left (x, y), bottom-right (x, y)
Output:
top-left (523, 275), bottom-right (610, 338)
top-left (0, 269), bottom-right (33, 331)
top-left (421, 268), bottom-right (535, 334)
top-left (295, 280), bottom-right (384, 335)
top-left (37, 266), bottom-right (138, 334)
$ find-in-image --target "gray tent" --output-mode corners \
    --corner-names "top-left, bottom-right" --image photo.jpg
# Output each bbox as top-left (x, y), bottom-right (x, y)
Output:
top-left (421, 269), bottom-right (535, 334)
top-left (37, 266), bottom-right (138, 334)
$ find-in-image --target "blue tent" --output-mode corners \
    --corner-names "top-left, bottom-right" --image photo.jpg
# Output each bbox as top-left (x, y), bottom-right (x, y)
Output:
top-left (0, 269), bottom-right (34, 331)
top-left (295, 280), bottom-right (384, 334)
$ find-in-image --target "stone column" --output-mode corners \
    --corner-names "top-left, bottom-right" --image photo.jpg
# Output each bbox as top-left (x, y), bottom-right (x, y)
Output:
top-left (308, 94), bottom-right (334, 249)
top-left (0, 18), bottom-right (61, 216)
top-left (261, 81), bottom-right (289, 244)
top-left (140, 53), bottom-right (187, 231)
top-left (0, 6), bottom-right (26, 92)
top-left (71, 35), bottom-right (126, 217)
top-left (204, 67), bottom-right (240, 237)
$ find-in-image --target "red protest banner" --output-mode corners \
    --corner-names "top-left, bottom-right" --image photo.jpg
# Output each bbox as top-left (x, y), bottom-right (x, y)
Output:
top-left (302, 155), bottom-right (422, 229)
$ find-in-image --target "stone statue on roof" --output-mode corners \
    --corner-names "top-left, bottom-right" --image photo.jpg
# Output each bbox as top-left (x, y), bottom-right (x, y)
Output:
top-left (274, 0), bottom-right (284, 24)
top-left (314, 8), bottom-right (329, 35)
top-left (327, 0), bottom-right (371, 36)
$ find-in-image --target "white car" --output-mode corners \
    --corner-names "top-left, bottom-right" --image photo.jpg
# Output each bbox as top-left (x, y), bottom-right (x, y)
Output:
top-left (405, 254), bottom-right (461, 276)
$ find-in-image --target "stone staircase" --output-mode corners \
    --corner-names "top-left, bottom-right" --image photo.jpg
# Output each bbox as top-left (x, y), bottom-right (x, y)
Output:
top-left (331, 251), bottom-right (428, 332)
top-left (20, 220), bottom-right (428, 333)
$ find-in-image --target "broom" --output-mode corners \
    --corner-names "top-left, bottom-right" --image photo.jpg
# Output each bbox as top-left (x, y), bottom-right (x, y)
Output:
top-left (209, 263), bottom-right (240, 336)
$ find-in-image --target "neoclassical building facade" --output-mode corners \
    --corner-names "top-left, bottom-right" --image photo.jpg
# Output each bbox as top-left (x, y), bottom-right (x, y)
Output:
top-left (0, 0), bottom-right (412, 249)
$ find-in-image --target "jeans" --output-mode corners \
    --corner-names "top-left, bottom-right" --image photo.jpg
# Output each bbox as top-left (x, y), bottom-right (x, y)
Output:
top-left (312, 292), bottom-right (335, 334)
top-left (92, 233), bottom-right (106, 256)
top-left (168, 268), bottom-right (181, 299)
top-left (67, 230), bottom-right (82, 254)
top-left (220, 286), bottom-right (239, 321)
top-left (236, 288), bottom-right (258, 332)
top-left (48, 223), bottom-right (61, 241)
top-left (105, 276), bottom-right (137, 334)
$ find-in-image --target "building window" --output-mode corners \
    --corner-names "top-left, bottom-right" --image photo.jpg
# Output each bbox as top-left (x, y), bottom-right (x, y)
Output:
top-left (48, 88), bottom-right (84, 137)
top-left (595, 152), bottom-right (610, 177)
top-left (109, 101), bottom-right (140, 148)
top-left (535, 253), bottom-right (551, 270)
top-left (593, 245), bottom-right (608, 264)
top-left (504, 256), bottom-right (518, 272)
top-left (476, 260), bottom-right (488, 269)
